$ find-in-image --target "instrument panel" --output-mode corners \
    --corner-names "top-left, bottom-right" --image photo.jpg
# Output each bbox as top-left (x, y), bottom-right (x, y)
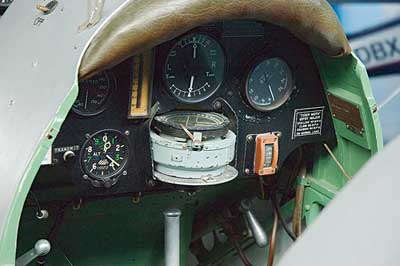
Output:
top-left (36, 20), bottom-right (336, 197)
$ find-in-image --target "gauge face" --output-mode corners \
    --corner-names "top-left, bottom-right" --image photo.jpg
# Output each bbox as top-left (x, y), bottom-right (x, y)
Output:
top-left (72, 72), bottom-right (112, 116)
top-left (246, 57), bottom-right (293, 111)
top-left (81, 130), bottom-right (129, 183)
top-left (164, 33), bottom-right (226, 103)
top-left (153, 111), bottom-right (229, 139)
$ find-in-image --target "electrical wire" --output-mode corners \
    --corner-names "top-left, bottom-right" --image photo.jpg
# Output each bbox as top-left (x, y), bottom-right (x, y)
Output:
top-left (323, 144), bottom-right (352, 180)
top-left (267, 208), bottom-right (278, 266)
top-left (47, 202), bottom-right (69, 242)
top-left (28, 190), bottom-right (42, 216)
top-left (233, 240), bottom-right (254, 266)
top-left (271, 193), bottom-right (296, 241)
top-left (292, 163), bottom-right (307, 237)
top-left (378, 85), bottom-right (400, 111)
top-left (281, 148), bottom-right (303, 204)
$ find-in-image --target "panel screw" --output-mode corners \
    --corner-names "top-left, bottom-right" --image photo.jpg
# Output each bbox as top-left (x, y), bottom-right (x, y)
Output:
top-left (245, 168), bottom-right (250, 175)
top-left (213, 101), bottom-right (222, 110)
top-left (82, 174), bottom-right (89, 180)
top-left (125, 130), bottom-right (130, 136)
top-left (36, 209), bottom-right (49, 220)
top-left (147, 179), bottom-right (156, 187)
top-left (132, 193), bottom-right (142, 204)
top-left (246, 135), bottom-right (253, 142)
top-left (85, 133), bottom-right (91, 139)
top-left (123, 171), bottom-right (128, 176)
top-left (8, 99), bottom-right (15, 107)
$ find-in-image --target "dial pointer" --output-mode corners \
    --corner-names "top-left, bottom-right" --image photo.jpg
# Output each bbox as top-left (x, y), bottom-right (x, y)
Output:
top-left (106, 155), bottom-right (120, 167)
top-left (268, 85), bottom-right (275, 102)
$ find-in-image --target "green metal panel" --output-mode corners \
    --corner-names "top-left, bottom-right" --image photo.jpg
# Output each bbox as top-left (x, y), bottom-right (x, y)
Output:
top-left (16, 180), bottom-right (259, 266)
top-left (302, 51), bottom-right (383, 225)
top-left (0, 83), bottom-right (78, 266)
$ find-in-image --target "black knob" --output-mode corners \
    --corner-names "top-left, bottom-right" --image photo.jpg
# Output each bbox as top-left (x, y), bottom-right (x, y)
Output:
top-left (63, 151), bottom-right (76, 163)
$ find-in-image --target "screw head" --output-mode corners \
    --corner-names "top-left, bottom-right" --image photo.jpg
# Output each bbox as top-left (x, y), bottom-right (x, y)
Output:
top-left (125, 130), bottom-right (130, 136)
top-left (245, 168), bottom-right (250, 175)
top-left (147, 179), bottom-right (156, 187)
top-left (213, 101), bottom-right (222, 110)
top-left (246, 135), bottom-right (253, 142)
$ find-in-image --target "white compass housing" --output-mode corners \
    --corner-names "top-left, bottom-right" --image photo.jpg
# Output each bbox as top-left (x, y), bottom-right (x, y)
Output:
top-left (150, 112), bottom-right (237, 186)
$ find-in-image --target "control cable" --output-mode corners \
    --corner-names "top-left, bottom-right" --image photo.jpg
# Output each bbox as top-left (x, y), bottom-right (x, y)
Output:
top-left (233, 240), bottom-right (254, 266)
top-left (267, 208), bottom-right (278, 266)
top-left (323, 144), bottom-right (352, 180)
top-left (271, 193), bottom-right (296, 241)
top-left (28, 191), bottom-right (43, 218)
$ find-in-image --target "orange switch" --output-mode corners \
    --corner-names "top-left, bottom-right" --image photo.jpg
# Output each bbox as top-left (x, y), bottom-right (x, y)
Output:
top-left (254, 133), bottom-right (279, 176)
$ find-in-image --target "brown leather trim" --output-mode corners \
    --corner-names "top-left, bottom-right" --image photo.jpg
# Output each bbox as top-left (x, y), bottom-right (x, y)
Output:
top-left (79, 0), bottom-right (351, 80)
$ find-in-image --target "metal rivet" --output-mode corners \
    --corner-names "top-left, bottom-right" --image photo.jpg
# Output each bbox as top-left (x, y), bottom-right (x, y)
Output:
top-left (147, 179), bottom-right (156, 187)
top-left (213, 101), bottom-right (222, 110)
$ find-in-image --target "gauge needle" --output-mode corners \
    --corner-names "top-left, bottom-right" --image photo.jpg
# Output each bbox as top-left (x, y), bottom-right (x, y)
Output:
top-left (193, 43), bottom-right (197, 59)
top-left (103, 141), bottom-right (111, 153)
top-left (188, 75), bottom-right (195, 96)
top-left (84, 89), bottom-right (89, 110)
top-left (106, 155), bottom-right (120, 167)
top-left (268, 85), bottom-right (275, 102)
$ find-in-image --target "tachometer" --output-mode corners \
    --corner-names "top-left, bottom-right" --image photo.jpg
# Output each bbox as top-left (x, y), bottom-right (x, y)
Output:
top-left (72, 72), bottom-right (113, 116)
top-left (164, 33), bottom-right (226, 103)
top-left (80, 130), bottom-right (129, 188)
top-left (246, 57), bottom-right (293, 111)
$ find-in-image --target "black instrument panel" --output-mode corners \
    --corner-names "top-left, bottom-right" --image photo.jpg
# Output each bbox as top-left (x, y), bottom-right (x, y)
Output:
top-left (36, 20), bottom-right (336, 196)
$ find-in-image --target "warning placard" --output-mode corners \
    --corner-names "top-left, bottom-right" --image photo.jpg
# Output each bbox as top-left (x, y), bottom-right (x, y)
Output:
top-left (292, 107), bottom-right (324, 139)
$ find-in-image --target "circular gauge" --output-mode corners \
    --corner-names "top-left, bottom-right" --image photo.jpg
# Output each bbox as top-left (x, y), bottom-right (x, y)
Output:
top-left (153, 111), bottom-right (229, 139)
top-left (246, 57), bottom-right (294, 111)
top-left (80, 130), bottom-right (129, 187)
top-left (72, 72), bottom-right (113, 116)
top-left (164, 33), bottom-right (226, 103)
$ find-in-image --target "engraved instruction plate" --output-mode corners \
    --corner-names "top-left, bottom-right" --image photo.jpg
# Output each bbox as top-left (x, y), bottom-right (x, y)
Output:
top-left (328, 94), bottom-right (364, 135)
top-left (292, 107), bottom-right (325, 139)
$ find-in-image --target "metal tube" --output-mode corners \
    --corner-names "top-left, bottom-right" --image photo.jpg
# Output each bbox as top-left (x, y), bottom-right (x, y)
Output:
top-left (163, 208), bottom-right (181, 266)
